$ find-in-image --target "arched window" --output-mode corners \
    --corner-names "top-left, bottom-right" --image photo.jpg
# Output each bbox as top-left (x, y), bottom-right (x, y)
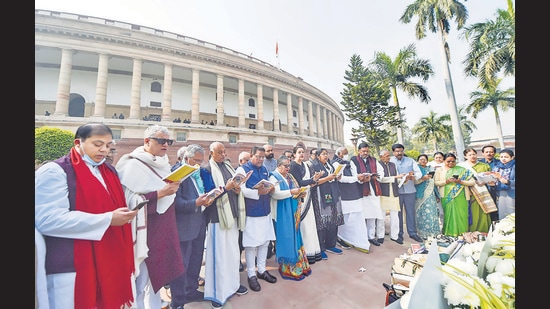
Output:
top-left (248, 98), bottom-right (255, 107)
top-left (151, 81), bottom-right (162, 93)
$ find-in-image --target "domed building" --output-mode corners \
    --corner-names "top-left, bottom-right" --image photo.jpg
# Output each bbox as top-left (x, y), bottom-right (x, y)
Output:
top-left (35, 9), bottom-right (345, 165)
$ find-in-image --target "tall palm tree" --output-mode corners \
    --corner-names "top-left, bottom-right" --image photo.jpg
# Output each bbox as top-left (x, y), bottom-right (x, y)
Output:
top-left (462, 0), bottom-right (515, 88)
top-left (369, 43), bottom-right (434, 144)
top-left (466, 78), bottom-right (515, 149)
top-left (412, 110), bottom-right (450, 153)
top-left (400, 0), bottom-right (468, 161)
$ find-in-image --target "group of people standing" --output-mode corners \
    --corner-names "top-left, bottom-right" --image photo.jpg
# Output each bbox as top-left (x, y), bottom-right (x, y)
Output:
top-left (34, 122), bottom-right (515, 309)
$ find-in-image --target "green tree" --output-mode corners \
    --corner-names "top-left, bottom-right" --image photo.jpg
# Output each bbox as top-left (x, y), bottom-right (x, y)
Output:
top-left (466, 78), bottom-right (515, 149)
top-left (462, 0), bottom-right (515, 88)
top-left (340, 54), bottom-right (403, 155)
top-left (412, 110), bottom-right (450, 153)
top-left (400, 0), bottom-right (468, 161)
top-left (369, 43), bottom-right (434, 144)
top-left (35, 126), bottom-right (74, 166)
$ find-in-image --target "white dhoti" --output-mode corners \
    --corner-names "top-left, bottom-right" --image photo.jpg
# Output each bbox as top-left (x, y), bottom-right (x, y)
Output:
top-left (299, 204), bottom-right (321, 261)
top-left (361, 195), bottom-right (384, 240)
top-left (337, 199), bottom-right (370, 252)
top-left (204, 222), bottom-right (241, 306)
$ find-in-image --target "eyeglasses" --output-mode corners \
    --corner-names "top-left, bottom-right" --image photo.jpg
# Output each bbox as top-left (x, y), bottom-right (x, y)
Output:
top-left (254, 155), bottom-right (266, 160)
top-left (319, 153), bottom-right (328, 156)
top-left (150, 137), bottom-right (174, 145)
top-left (190, 158), bottom-right (203, 164)
top-left (281, 164), bottom-right (291, 168)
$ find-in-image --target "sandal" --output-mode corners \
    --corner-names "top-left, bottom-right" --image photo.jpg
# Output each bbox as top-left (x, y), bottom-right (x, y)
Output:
top-left (198, 277), bottom-right (205, 286)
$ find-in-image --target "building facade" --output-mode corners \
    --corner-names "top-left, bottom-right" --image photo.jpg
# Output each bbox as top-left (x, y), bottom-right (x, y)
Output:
top-left (35, 9), bottom-right (345, 165)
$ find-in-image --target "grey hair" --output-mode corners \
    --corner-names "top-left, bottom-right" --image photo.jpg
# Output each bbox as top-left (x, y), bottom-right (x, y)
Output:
top-left (239, 151), bottom-right (250, 161)
top-left (184, 144), bottom-right (204, 159)
top-left (176, 146), bottom-right (187, 160)
top-left (335, 146), bottom-right (347, 156)
top-left (379, 149), bottom-right (391, 156)
top-left (277, 155), bottom-right (290, 166)
top-left (144, 124), bottom-right (169, 138)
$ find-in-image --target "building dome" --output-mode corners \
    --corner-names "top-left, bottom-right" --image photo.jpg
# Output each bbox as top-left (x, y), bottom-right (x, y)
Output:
top-left (35, 9), bottom-right (345, 165)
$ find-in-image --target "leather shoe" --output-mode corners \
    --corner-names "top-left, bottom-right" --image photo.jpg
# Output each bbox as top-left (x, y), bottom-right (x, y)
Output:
top-left (377, 238), bottom-right (384, 244)
top-left (391, 238), bottom-right (403, 244)
top-left (248, 276), bottom-right (261, 291)
top-left (368, 238), bottom-right (381, 246)
top-left (257, 270), bottom-right (277, 283)
top-left (410, 235), bottom-right (424, 242)
top-left (185, 290), bottom-right (204, 304)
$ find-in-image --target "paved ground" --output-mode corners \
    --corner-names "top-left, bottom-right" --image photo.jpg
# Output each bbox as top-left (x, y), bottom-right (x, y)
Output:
top-left (161, 214), bottom-right (420, 309)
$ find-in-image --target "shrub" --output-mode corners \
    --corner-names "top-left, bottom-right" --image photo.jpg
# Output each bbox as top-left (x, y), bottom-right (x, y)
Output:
top-left (35, 126), bottom-right (74, 165)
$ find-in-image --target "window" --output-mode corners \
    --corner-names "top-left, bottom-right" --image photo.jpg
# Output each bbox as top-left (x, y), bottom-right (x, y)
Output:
top-left (248, 98), bottom-right (255, 107)
top-left (150, 81), bottom-right (162, 93)
top-left (176, 132), bottom-right (187, 142)
top-left (249, 124), bottom-right (256, 129)
top-left (150, 101), bottom-right (161, 107)
top-left (292, 110), bottom-right (297, 117)
top-left (111, 129), bottom-right (121, 140)
top-left (249, 113), bottom-right (256, 119)
top-left (267, 137), bottom-right (275, 145)
top-left (228, 134), bottom-right (238, 144)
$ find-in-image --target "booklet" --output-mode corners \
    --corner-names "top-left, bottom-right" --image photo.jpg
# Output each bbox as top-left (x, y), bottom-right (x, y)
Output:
top-left (333, 163), bottom-right (346, 175)
top-left (231, 170), bottom-right (253, 186)
top-left (163, 163), bottom-right (200, 183)
top-left (292, 185), bottom-right (310, 199)
top-left (205, 186), bottom-right (224, 203)
top-left (252, 179), bottom-right (278, 189)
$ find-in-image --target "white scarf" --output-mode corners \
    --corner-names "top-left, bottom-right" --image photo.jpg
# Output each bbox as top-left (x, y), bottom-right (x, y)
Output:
top-left (209, 158), bottom-right (246, 231)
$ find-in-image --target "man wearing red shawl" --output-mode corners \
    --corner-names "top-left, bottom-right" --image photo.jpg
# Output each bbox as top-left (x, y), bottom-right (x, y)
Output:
top-left (35, 123), bottom-right (137, 308)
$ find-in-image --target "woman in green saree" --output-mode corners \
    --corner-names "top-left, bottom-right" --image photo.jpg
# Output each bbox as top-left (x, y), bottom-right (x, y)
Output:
top-left (434, 153), bottom-right (475, 236)
top-left (458, 148), bottom-right (494, 233)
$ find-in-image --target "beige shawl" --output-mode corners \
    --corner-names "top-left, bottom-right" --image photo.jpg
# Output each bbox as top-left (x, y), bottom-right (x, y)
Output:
top-left (209, 158), bottom-right (246, 231)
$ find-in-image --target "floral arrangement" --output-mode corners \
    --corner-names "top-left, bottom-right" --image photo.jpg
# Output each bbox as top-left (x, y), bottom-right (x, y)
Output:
top-left (439, 213), bottom-right (515, 309)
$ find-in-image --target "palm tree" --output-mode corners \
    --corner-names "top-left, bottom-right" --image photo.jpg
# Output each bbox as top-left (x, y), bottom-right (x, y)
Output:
top-left (466, 78), bottom-right (515, 149)
top-left (400, 0), bottom-right (468, 161)
top-left (412, 111), bottom-right (450, 153)
top-left (462, 0), bottom-right (515, 88)
top-left (369, 43), bottom-right (434, 144)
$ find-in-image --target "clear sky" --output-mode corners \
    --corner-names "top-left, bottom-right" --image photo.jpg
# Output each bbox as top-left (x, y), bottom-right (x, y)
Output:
top-left (35, 0), bottom-right (515, 145)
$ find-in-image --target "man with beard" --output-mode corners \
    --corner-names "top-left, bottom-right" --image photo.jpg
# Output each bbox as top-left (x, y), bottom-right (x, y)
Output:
top-left (262, 144), bottom-right (277, 172)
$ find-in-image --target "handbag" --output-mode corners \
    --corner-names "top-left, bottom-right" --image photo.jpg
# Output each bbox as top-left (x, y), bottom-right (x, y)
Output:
top-left (382, 282), bottom-right (402, 306)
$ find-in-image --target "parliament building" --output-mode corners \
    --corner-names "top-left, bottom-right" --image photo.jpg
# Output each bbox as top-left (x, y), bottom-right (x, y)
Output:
top-left (35, 9), bottom-right (346, 164)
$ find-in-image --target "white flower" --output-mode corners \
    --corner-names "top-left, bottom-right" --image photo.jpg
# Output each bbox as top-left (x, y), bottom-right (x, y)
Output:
top-left (494, 258), bottom-right (515, 276)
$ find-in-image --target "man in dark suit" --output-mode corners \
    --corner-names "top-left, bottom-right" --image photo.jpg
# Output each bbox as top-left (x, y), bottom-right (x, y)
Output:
top-left (168, 144), bottom-right (216, 309)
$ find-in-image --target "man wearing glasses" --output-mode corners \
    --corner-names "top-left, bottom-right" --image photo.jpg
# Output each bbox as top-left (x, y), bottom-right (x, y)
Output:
top-left (235, 146), bottom-right (278, 292)
top-left (116, 124), bottom-right (184, 308)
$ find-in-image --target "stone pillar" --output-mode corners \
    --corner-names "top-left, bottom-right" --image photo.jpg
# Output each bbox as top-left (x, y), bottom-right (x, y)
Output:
top-left (323, 108), bottom-right (328, 139)
top-left (272, 88), bottom-right (280, 132)
top-left (54, 48), bottom-right (72, 116)
top-left (298, 97), bottom-right (305, 135)
top-left (308, 100), bottom-right (314, 136)
top-left (161, 64), bottom-right (173, 122)
top-left (257, 83), bottom-right (264, 130)
top-left (92, 53), bottom-right (108, 117)
top-left (216, 74), bottom-right (224, 126)
top-left (238, 79), bottom-right (245, 128)
top-left (316, 104), bottom-right (322, 138)
top-left (287, 92), bottom-right (293, 134)
top-left (191, 68), bottom-right (200, 124)
top-left (129, 58), bottom-right (142, 120)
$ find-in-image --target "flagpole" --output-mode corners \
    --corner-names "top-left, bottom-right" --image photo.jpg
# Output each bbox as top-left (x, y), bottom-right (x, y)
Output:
top-left (276, 41), bottom-right (280, 70)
